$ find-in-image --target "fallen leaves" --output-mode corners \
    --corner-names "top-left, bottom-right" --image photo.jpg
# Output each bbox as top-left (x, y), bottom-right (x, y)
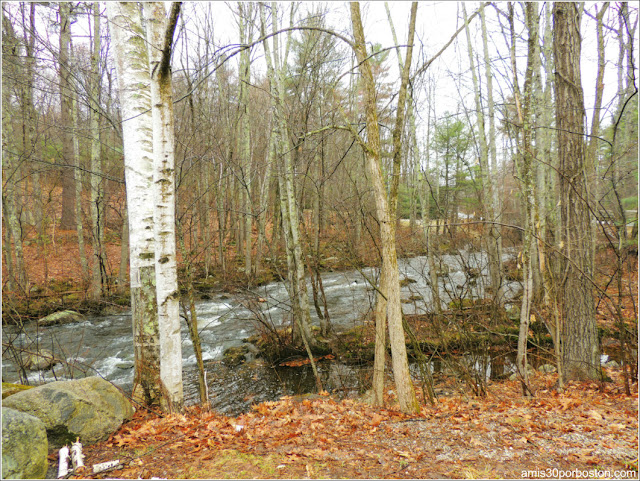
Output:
top-left (82, 376), bottom-right (637, 480)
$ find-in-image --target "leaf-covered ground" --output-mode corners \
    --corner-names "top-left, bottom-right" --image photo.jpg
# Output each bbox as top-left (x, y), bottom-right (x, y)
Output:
top-left (75, 367), bottom-right (637, 479)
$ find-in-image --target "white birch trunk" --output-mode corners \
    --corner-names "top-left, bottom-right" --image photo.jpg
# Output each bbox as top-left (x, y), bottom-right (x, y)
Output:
top-left (57, 446), bottom-right (70, 479)
top-left (107, 1), bottom-right (161, 406)
top-left (144, 1), bottom-right (184, 412)
top-left (70, 440), bottom-right (85, 473)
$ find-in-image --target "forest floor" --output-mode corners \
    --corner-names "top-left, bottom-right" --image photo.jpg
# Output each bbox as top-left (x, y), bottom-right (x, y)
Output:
top-left (5, 218), bottom-right (639, 478)
top-left (74, 368), bottom-right (638, 480)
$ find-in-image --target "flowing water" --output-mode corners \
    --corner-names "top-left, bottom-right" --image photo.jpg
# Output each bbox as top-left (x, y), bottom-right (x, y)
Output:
top-left (2, 249), bottom-right (524, 415)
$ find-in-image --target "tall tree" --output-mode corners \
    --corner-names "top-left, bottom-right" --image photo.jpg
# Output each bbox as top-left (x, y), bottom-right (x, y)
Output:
top-left (350, 1), bottom-right (419, 414)
top-left (108, 1), bottom-right (162, 407)
top-left (237, 2), bottom-right (254, 280)
top-left (464, 2), bottom-right (504, 306)
top-left (144, 1), bottom-right (184, 412)
top-left (509, 1), bottom-right (539, 396)
top-left (259, 2), bottom-right (316, 352)
top-left (58, 2), bottom-right (76, 230)
top-left (89, 2), bottom-right (106, 299)
top-left (553, 1), bottom-right (601, 381)
top-left (2, 5), bottom-right (28, 291)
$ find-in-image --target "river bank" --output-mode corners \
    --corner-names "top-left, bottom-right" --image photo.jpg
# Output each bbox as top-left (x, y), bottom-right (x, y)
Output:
top-left (2, 222), bottom-right (506, 324)
top-left (76, 367), bottom-right (638, 480)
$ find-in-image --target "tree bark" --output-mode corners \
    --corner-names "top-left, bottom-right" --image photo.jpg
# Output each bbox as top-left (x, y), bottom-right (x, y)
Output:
top-left (71, 70), bottom-right (90, 283)
top-left (89, 2), bottom-right (106, 299)
top-left (107, 1), bottom-right (162, 407)
top-left (553, 1), bottom-right (601, 382)
top-left (478, 3), bottom-right (504, 304)
top-left (144, 1), bottom-right (184, 412)
top-left (350, 2), bottom-right (419, 415)
top-left (237, 2), bottom-right (254, 280)
top-left (59, 2), bottom-right (76, 230)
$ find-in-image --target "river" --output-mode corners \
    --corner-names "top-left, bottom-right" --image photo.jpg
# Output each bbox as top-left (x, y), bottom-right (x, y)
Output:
top-left (2, 249), bottom-right (523, 415)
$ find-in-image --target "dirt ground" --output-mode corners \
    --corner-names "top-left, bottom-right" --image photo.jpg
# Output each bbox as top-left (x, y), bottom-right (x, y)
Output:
top-left (70, 366), bottom-right (637, 480)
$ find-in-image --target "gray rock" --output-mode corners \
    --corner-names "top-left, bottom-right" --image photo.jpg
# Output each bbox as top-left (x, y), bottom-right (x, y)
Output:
top-left (3, 376), bottom-right (134, 448)
top-left (36, 310), bottom-right (85, 327)
top-left (509, 364), bottom-right (536, 380)
top-left (2, 383), bottom-right (34, 400)
top-left (23, 349), bottom-right (57, 371)
top-left (222, 345), bottom-right (249, 367)
top-left (538, 364), bottom-right (557, 373)
top-left (2, 408), bottom-right (48, 479)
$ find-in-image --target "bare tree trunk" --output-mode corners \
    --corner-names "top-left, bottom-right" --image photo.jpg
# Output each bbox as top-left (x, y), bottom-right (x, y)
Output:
top-left (553, 2), bottom-right (601, 382)
top-left (508, 1), bottom-right (537, 395)
top-left (350, 2), bottom-right (419, 415)
top-left (59, 2), bottom-right (76, 230)
top-left (237, 2), bottom-right (254, 280)
top-left (478, 3), bottom-right (504, 304)
top-left (2, 8), bottom-right (28, 292)
top-left (144, 1), bottom-right (184, 412)
top-left (535, 3), bottom-right (555, 310)
top-left (71, 73), bottom-right (90, 283)
top-left (259, 2), bottom-right (315, 348)
top-left (89, 2), bottom-right (106, 299)
top-left (255, 130), bottom-right (274, 275)
top-left (108, 1), bottom-right (162, 407)
top-left (177, 218), bottom-right (208, 406)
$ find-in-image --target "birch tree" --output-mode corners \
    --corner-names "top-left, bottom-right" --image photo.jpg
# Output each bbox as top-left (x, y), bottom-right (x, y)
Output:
top-left (108, 1), bottom-right (185, 410)
top-left (259, 2), bottom-right (316, 351)
top-left (144, 1), bottom-right (184, 411)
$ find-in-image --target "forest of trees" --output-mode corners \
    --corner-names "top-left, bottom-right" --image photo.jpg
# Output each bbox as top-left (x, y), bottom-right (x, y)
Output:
top-left (2, 1), bottom-right (637, 413)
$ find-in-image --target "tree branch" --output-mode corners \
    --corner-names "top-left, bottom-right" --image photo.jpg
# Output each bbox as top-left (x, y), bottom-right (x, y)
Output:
top-left (159, 2), bottom-right (182, 77)
top-left (411, 2), bottom-right (486, 81)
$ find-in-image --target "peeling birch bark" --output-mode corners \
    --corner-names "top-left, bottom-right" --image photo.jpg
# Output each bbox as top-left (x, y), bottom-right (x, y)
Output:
top-left (70, 439), bottom-right (85, 473)
top-left (92, 460), bottom-right (122, 474)
top-left (57, 446), bottom-right (70, 479)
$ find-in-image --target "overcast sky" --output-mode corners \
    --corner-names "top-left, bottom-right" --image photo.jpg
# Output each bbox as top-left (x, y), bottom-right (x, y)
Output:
top-left (6, 1), bottom-right (635, 137)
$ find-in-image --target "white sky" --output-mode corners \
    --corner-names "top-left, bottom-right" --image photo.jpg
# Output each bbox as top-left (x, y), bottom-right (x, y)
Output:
top-left (5, 1), bottom-right (635, 138)
top-left (196, 1), bottom-right (628, 126)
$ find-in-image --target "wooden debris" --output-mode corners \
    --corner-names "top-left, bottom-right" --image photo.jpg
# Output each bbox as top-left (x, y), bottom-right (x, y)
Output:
top-left (70, 438), bottom-right (86, 473)
top-left (92, 459), bottom-right (123, 474)
top-left (57, 446), bottom-right (70, 479)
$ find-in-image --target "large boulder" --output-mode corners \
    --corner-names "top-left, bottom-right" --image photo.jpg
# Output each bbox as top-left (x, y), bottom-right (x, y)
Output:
top-left (2, 383), bottom-right (34, 399)
top-left (36, 310), bottom-right (85, 327)
top-left (2, 408), bottom-right (48, 479)
top-left (2, 376), bottom-right (134, 448)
